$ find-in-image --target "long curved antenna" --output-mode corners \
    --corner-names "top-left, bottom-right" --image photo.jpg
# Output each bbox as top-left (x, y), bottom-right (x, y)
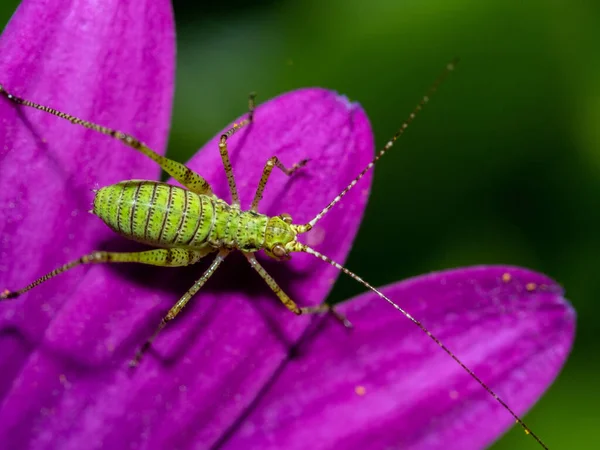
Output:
top-left (299, 243), bottom-right (548, 450)
top-left (300, 58), bottom-right (458, 232)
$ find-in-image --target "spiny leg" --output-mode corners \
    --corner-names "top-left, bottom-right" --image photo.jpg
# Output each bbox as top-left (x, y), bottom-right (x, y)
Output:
top-left (251, 156), bottom-right (309, 211)
top-left (218, 92), bottom-right (257, 207)
top-left (0, 84), bottom-right (212, 195)
top-left (243, 253), bottom-right (352, 327)
top-left (1, 248), bottom-right (210, 300)
top-left (130, 251), bottom-right (229, 367)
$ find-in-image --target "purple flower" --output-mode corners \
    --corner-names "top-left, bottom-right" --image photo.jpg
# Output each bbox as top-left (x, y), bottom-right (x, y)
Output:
top-left (0, 1), bottom-right (575, 449)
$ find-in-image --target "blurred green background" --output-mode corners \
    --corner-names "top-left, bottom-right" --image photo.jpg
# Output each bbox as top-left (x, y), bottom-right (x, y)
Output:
top-left (2, 0), bottom-right (598, 448)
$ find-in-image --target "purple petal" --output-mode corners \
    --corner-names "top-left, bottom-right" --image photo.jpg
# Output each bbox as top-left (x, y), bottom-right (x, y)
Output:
top-left (187, 88), bottom-right (373, 299)
top-left (0, 0), bottom-right (174, 441)
top-left (0, 75), bottom-right (374, 450)
top-left (224, 266), bottom-right (575, 450)
top-left (0, 0), bottom-right (175, 352)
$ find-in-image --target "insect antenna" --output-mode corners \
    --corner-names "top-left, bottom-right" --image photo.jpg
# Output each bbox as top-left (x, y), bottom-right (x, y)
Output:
top-left (298, 244), bottom-right (547, 449)
top-left (293, 60), bottom-right (548, 448)
top-left (298, 58), bottom-right (458, 233)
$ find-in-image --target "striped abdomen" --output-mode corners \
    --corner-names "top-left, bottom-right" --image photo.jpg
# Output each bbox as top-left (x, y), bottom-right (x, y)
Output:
top-left (93, 180), bottom-right (215, 249)
top-left (93, 180), bottom-right (269, 251)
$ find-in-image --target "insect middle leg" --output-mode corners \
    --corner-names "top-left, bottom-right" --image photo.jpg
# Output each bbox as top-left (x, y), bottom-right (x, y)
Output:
top-left (0, 248), bottom-right (210, 300)
top-left (130, 250), bottom-right (229, 367)
top-left (0, 85), bottom-right (213, 195)
top-left (243, 253), bottom-right (353, 328)
top-left (251, 156), bottom-right (309, 211)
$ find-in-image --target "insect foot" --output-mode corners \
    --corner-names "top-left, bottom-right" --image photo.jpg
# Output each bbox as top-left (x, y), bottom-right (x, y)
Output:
top-left (0, 289), bottom-right (19, 300)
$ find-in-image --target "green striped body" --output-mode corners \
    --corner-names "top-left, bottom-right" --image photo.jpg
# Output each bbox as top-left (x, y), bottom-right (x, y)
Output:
top-left (93, 181), bottom-right (269, 251)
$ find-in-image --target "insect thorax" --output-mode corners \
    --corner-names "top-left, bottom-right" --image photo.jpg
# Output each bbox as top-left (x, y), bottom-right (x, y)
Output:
top-left (92, 180), bottom-right (270, 252)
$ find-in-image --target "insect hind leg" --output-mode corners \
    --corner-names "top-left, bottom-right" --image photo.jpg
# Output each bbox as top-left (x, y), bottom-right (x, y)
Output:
top-left (243, 253), bottom-right (352, 328)
top-left (0, 84), bottom-right (213, 196)
top-left (0, 248), bottom-right (209, 300)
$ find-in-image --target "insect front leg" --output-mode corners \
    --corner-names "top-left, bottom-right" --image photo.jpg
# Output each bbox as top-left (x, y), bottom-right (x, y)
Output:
top-left (0, 248), bottom-right (209, 300)
top-left (218, 92), bottom-right (257, 207)
top-left (243, 253), bottom-right (352, 328)
top-left (130, 250), bottom-right (229, 367)
top-left (250, 156), bottom-right (309, 211)
top-left (0, 85), bottom-right (213, 196)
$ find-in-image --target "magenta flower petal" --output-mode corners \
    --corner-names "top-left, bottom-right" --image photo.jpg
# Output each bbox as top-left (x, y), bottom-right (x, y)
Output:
top-left (223, 266), bottom-right (574, 450)
top-left (0, 0), bottom-right (175, 392)
top-left (186, 87), bottom-right (373, 289)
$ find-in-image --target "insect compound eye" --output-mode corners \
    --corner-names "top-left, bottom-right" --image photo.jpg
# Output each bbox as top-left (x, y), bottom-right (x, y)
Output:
top-left (280, 213), bottom-right (293, 224)
top-left (272, 244), bottom-right (288, 259)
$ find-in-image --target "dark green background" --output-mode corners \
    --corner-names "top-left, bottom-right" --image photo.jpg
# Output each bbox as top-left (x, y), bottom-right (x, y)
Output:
top-left (2, 1), bottom-right (598, 448)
